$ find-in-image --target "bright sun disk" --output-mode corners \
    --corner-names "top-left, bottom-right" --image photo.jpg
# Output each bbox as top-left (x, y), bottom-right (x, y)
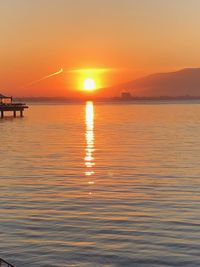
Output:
top-left (84, 78), bottom-right (96, 91)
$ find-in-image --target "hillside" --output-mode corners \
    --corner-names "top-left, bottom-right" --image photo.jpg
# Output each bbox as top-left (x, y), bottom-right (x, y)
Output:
top-left (104, 68), bottom-right (200, 97)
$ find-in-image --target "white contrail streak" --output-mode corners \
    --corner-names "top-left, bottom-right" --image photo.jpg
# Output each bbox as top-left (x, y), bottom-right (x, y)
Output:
top-left (24, 68), bottom-right (63, 88)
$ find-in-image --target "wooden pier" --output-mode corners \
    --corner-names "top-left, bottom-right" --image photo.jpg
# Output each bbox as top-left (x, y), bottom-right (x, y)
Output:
top-left (0, 94), bottom-right (28, 118)
top-left (0, 103), bottom-right (28, 118)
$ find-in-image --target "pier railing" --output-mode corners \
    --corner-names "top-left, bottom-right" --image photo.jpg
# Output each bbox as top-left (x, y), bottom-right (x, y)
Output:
top-left (0, 258), bottom-right (15, 267)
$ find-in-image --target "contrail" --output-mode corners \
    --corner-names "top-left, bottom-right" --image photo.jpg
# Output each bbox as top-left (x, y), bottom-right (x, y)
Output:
top-left (24, 68), bottom-right (63, 88)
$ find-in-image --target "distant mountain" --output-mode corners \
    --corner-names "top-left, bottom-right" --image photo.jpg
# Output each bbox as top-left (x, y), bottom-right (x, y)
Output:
top-left (104, 68), bottom-right (200, 97)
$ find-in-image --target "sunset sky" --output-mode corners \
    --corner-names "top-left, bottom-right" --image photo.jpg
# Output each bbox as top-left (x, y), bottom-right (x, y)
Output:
top-left (1, 0), bottom-right (200, 97)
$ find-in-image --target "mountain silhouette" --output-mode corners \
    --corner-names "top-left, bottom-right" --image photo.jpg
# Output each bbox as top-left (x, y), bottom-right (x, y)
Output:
top-left (104, 68), bottom-right (200, 97)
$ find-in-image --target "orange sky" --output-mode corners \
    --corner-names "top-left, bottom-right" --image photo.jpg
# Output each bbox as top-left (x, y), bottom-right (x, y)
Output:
top-left (1, 0), bottom-right (200, 97)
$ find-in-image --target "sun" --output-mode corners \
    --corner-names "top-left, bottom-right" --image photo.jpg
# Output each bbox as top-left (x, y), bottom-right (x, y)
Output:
top-left (73, 67), bottom-right (111, 91)
top-left (83, 78), bottom-right (96, 91)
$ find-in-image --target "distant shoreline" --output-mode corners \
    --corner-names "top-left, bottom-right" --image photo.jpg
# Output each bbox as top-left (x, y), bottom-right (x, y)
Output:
top-left (14, 96), bottom-right (200, 103)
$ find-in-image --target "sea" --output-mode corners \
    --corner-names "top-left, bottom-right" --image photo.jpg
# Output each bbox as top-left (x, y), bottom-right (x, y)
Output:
top-left (0, 101), bottom-right (200, 267)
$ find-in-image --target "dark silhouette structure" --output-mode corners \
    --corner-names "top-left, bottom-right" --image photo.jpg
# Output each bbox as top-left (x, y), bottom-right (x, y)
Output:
top-left (121, 91), bottom-right (132, 99)
top-left (0, 94), bottom-right (28, 118)
top-left (0, 94), bottom-right (12, 104)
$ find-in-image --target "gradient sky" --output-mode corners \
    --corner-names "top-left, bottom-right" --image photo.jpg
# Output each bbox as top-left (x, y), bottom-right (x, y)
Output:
top-left (1, 0), bottom-right (200, 96)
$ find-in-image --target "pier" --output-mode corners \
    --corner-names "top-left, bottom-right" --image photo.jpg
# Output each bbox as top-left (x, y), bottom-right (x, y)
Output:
top-left (0, 94), bottom-right (28, 118)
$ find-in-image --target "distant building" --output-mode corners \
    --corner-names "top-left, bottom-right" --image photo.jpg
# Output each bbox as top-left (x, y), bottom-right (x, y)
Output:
top-left (0, 94), bottom-right (12, 104)
top-left (121, 91), bottom-right (132, 99)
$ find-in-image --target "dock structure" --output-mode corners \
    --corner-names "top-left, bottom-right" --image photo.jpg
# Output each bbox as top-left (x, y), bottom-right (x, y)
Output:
top-left (0, 258), bottom-right (15, 267)
top-left (0, 94), bottom-right (28, 118)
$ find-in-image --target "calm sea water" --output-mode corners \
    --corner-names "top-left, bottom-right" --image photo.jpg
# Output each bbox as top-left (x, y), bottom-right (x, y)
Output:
top-left (0, 101), bottom-right (200, 267)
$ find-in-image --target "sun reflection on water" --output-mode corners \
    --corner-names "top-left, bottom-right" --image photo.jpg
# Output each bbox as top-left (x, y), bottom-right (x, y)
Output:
top-left (85, 101), bottom-right (95, 186)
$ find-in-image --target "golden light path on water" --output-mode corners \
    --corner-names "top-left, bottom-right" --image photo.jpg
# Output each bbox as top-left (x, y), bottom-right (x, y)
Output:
top-left (85, 101), bottom-right (95, 190)
top-left (1, 103), bottom-right (200, 266)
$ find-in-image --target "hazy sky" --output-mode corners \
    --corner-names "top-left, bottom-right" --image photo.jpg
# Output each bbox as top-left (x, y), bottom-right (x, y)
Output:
top-left (1, 0), bottom-right (200, 96)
